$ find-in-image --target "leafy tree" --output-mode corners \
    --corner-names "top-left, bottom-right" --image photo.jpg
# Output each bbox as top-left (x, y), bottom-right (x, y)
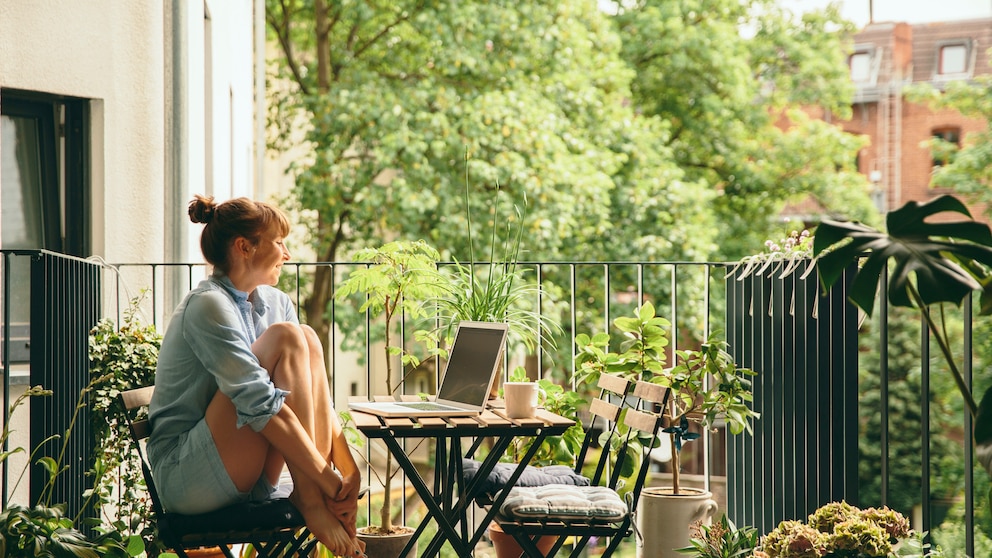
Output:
top-left (265, 0), bottom-right (878, 356)
top-left (266, 0), bottom-right (717, 344)
top-left (909, 77), bottom-right (992, 217)
top-left (614, 0), bottom-right (878, 259)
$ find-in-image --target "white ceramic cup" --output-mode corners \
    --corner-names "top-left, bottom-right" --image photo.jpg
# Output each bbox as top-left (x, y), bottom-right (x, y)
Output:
top-left (503, 382), bottom-right (540, 418)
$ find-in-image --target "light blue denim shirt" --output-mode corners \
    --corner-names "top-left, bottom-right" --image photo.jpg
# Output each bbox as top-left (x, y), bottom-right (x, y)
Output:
top-left (147, 273), bottom-right (297, 467)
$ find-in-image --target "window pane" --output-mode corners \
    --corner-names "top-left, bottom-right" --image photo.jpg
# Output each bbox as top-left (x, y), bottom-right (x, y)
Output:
top-left (850, 52), bottom-right (871, 82)
top-left (0, 114), bottom-right (46, 330)
top-left (940, 45), bottom-right (967, 74)
top-left (932, 128), bottom-right (961, 167)
top-left (1, 115), bottom-right (46, 249)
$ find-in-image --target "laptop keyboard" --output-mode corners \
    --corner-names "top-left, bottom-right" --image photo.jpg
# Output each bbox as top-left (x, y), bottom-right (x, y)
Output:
top-left (400, 401), bottom-right (457, 411)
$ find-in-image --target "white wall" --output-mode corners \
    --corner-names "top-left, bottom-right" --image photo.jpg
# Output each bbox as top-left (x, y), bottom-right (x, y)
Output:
top-left (0, 1), bottom-right (166, 262)
top-left (0, 0), bottom-right (258, 267)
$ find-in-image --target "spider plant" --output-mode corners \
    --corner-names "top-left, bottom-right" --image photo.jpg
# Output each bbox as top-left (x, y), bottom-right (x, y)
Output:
top-left (434, 175), bottom-right (560, 360)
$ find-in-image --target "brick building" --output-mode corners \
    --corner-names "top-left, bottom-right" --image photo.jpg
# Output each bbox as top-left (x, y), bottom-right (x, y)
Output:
top-left (841, 18), bottom-right (992, 216)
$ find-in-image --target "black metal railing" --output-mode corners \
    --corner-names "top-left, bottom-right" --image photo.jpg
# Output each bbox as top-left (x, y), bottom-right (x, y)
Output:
top-left (0, 252), bottom-right (980, 555)
top-left (1, 250), bottom-right (101, 525)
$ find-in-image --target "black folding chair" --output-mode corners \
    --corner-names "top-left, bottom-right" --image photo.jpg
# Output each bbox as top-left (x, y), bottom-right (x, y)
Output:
top-left (491, 375), bottom-right (671, 558)
top-left (118, 386), bottom-right (319, 558)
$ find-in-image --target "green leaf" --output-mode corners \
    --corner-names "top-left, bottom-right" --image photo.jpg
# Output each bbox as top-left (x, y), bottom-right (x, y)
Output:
top-left (37, 456), bottom-right (59, 476)
top-left (814, 195), bottom-right (992, 316)
top-left (976, 386), bottom-right (992, 480)
top-left (638, 301), bottom-right (655, 322)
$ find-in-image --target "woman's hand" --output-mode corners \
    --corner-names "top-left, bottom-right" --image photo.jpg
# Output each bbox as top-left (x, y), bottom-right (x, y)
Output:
top-left (326, 471), bottom-right (361, 538)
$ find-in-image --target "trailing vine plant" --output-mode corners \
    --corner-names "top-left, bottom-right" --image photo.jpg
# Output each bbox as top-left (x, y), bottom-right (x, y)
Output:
top-left (86, 292), bottom-right (162, 553)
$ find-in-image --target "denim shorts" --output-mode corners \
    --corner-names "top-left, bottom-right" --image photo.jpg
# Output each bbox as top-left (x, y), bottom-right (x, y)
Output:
top-left (153, 418), bottom-right (278, 514)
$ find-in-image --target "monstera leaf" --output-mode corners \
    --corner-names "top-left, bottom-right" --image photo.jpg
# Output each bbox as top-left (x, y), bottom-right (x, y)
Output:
top-left (812, 195), bottom-right (992, 481)
top-left (814, 195), bottom-right (992, 315)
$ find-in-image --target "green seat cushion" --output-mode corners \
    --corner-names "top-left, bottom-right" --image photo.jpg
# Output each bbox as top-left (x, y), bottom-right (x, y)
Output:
top-left (499, 484), bottom-right (628, 521)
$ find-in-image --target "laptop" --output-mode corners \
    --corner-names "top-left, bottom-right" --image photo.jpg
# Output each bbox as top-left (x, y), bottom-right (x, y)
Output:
top-left (348, 321), bottom-right (508, 418)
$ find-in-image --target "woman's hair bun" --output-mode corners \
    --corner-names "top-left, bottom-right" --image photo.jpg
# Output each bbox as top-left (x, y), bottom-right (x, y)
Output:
top-left (188, 195), bottom-right (216, 224)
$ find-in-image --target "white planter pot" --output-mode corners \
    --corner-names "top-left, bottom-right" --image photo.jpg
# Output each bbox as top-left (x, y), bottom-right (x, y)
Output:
top-left (636, 487), bottom-right (718, 558)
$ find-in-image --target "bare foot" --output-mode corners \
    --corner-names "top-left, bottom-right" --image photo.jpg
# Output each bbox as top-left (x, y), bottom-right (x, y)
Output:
top-left (291, 493), bottom-right (363, 556)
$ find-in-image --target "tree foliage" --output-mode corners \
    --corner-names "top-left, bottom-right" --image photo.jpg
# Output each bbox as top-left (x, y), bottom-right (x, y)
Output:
top-left (265, 0), bottom-right (875, 343)
top-left (615, 0), bottom-right (877, 258)
top-left (908, 76), bottom-right (992, 218)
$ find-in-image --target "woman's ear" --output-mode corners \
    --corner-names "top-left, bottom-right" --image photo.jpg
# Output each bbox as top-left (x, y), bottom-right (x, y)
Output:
top-left (233, 237), bottom-right (253, 257)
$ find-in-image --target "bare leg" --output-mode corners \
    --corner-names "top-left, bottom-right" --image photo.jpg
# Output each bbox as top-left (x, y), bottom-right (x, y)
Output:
top-left (206, 322), bottom-right (361, 556)
top-left (300, 324), bottom-right (362, 540)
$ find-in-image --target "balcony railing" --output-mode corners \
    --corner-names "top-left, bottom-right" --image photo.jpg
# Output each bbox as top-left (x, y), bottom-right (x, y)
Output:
top-left (0, 251), bottom-right (981, 555)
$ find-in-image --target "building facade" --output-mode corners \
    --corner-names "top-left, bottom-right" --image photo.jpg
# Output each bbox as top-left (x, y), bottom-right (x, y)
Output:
top-left (842, 18), bottom-right (992, 216)
top-left (0, 0), bottom-right (264, 321)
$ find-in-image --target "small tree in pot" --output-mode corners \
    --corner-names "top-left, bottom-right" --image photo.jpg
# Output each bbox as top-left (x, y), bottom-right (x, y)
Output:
top-left (574, 301), bottom-right (759, 494)
top-left (574, 301), bottom-right (759, 557)
top-left (335, 239), bottom-right (445, 540)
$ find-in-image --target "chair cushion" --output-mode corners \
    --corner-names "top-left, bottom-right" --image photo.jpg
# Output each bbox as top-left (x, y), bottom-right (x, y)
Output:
top-left (498, 485), bottom-right (628, 521)
top-left (164, 497), bottom-right (305, 536)
top-left (462, 459), bottom-right (591, 494)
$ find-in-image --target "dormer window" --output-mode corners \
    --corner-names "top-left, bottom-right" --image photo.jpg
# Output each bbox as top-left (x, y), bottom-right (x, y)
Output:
top-left (849, 45), bottom-right (878, 85)
top-left (934, 39), bottom-right (973, 80)
top-left (940, 44), bottom-right (967, 74)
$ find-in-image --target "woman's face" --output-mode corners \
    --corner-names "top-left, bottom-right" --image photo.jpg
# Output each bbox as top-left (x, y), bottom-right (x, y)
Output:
top-left (247, 230), bottom-right (291, 287)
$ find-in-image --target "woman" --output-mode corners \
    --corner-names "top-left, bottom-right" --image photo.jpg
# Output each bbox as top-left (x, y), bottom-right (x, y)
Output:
top-left (148, 195), bottom-right (364, 556)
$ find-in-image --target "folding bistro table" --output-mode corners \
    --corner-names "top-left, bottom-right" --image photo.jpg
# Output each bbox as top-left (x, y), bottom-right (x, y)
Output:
top-left (349, 398), bottom-right (575, 557)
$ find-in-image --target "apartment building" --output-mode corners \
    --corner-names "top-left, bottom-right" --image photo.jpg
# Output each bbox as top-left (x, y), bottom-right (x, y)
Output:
top-left (843, 18), bottom-right (992, 216)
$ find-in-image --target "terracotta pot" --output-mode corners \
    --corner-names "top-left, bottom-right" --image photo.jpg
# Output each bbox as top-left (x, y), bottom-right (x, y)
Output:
top-left (177, 546), bottom-right (230, 558)
top-left (356, 527), bottom-right (417, 558)
top-left (636, 487), bottom-right (718, 558)
top-left (488, 522), bottom-right (557, 558)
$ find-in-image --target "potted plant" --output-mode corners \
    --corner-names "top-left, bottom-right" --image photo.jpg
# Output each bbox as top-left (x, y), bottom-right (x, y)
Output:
top-left (676, 514), bottom-right (759, 558)
top-left (0, 383), bottom-right (144, 558)
top-left (334, 239), bottom-right (446, 557)
top-left (811, 195), bottom-right (992, 481)
top-left (756, 501), bottom-right (941, 557)
top-left (434, 179), bottom-right (561, 395)
top-left (87, 292), bottom-right (162, 554)
top-left (574, 301), bottom-right (759, 558)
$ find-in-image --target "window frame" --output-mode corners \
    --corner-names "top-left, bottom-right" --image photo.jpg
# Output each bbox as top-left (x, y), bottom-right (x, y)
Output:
top-left (933, 39), bottom-right (974, 81)
top-left (0, 90), bottom-right (89, 256)
top-left (931, 126), bottom-right (962, 169)
top-left (849, 44), bottom-right (879, 86)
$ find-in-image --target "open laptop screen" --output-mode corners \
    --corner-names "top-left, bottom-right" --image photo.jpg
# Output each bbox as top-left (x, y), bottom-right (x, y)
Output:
top-left (436, 324), bottom-right (506, 405)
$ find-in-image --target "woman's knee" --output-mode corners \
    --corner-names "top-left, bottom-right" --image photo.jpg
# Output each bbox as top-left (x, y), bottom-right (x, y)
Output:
top-left (261, 322), bottom-right (308, 349)
top-left (253, 322), bottom-right (308, 372)
top-left (300, 324), bottom-right (320, 347)
top-left (300, 324), bottom-right (326, 356)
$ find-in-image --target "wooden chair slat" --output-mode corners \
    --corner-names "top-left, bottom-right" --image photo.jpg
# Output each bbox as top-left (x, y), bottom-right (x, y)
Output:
top-left (588, 398), bottom-right (621, 422)
top-left (120, 385), bottom-right (154, 410)
top-left (623, 408), bottom-right (661, 434)
top-left (633, 381), bottom-right (669, 405)
top-left (597, 373), bottom-right (631, 395)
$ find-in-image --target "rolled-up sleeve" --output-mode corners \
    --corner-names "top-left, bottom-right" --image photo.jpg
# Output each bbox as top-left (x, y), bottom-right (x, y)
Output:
top-left (182, 291), bottom-right (287, 431)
